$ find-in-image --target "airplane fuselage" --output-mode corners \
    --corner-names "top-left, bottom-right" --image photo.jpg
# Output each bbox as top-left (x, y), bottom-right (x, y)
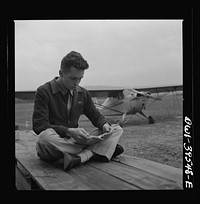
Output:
top-left (97, 95), bottom-right (149, 116)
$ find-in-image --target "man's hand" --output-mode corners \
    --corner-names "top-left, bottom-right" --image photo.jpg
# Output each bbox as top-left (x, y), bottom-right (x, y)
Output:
top-left (68, 128), bottom-right (89, 144)
top-left (102, 123), bottom-right (113, 133)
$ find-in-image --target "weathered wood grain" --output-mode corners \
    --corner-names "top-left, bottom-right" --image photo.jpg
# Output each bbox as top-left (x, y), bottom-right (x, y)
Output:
top-left (16, 165), bottom-right (32, 190)
top-left (88, 161), bottom-right (182, 189)
top-left (67, 163), bottom-right (140, 190)
top-left (112, 155), bottom-right (182, 187)
top-left (15, 131), bottom-right (183, 190)
top-left (16, 143), bottom-right (90, 190)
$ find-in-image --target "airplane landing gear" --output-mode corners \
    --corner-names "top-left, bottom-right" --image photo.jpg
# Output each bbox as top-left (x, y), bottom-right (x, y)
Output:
top-left (139, 111), bottom-right (155, 124)
top-left (148, 116), bottom-right (155, 124)
top-left (115, 112), bottom-right (155, 126)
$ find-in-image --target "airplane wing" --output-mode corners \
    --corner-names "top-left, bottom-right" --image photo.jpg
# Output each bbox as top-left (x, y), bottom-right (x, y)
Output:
top-left (88, 85), bottom-right (183, 98)
top-left (15, 85), bottom-right (182, 100)
top-left (88, 89), bottom-right (124, 98)
top-left (15, 89), bottom-right (124, 100)
top-left (135, 85), bottom-right (182, 94)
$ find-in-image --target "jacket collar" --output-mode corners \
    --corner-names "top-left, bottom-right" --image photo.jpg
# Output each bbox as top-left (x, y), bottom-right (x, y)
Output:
top-left (50, 77), bottom-right (83, 95)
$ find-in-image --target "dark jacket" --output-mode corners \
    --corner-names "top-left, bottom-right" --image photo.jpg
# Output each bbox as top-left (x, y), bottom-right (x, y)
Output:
top-left (32, 78), bottom-right (108, 137)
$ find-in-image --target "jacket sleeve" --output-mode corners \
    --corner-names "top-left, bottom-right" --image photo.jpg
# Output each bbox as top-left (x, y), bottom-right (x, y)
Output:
top-left (83, 90), bottom-right (109, 130)
top-left (32, 87), bottom-right (69, 137)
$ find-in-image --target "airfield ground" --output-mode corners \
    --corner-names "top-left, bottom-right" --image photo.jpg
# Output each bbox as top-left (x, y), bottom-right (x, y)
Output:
top-left (15, 93), bottom-right (183, 168)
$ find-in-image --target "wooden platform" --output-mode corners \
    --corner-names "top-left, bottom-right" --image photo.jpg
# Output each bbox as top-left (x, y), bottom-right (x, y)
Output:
top-left (15, 131), bottom-right (183, 190)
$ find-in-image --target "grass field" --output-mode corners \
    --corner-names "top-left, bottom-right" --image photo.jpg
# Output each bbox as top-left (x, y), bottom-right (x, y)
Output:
top-left (15, 93), bottom-right (183, 168)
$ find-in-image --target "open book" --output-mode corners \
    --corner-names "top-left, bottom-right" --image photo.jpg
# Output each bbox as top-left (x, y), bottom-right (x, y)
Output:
top-left (86, 129), bottom-right (113, 145)
top-left (69, 128), bottom-right (114, 145)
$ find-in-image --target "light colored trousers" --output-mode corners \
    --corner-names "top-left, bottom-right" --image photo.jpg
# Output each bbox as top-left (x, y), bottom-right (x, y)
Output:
top-left (36, 124), bottom-right (123, 161)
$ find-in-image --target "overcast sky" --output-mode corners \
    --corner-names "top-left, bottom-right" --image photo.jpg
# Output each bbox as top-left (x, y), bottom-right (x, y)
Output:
top-left (15, 20), bottom-right (182, 91)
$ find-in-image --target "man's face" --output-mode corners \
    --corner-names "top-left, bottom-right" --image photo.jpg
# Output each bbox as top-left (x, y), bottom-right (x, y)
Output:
top-left (60, 66), bottom-right (85, 90)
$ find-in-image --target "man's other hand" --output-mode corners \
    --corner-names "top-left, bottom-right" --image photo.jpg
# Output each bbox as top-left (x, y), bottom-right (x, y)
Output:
top-left (68, 128), bottom-right (89, 144)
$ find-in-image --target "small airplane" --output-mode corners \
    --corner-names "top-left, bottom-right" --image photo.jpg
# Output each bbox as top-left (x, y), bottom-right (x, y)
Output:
top-left (87, 85), bottom-right (182, 126)
top-left (15, 85), bottom-right (182, 126)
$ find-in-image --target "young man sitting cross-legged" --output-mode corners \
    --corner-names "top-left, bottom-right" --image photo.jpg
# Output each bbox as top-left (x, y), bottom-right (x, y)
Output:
top-left (32, 51), bottom-right (124, 170)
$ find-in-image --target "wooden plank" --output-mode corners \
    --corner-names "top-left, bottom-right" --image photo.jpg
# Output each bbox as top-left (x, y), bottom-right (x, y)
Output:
top-left (88, 161), bottom-right (182, 190)
top-left (16, 162), bottom-right (41, 190)
top-left (16, 165), bottom-right (32, 190)
top-left (15, 131), bottom-right (182, 190)
top-left (112, 155), bottom-right (182, 186)
top-left (67, 163), bottom-right (140, 190)
top-left (16, 139), bottom-right (137, 190)
top-left (16, 131), bottom-right (37, 150)
top-left (16, 143), bottom-right (91, 190)
top-left (16, 141), bottom-right (139, 190)
top-left (16, 153), bottom-right (91, 190)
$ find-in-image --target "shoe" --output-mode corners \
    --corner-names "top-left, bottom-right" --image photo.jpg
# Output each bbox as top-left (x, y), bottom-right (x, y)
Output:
top-left (92, 154), bottom-right (109, 162)
top-left (63, 153), bottom-right (81, 171)
top-left (92, 144), bottom-right (124, 162)
top-left (112, 144), bottom-right (124, 158)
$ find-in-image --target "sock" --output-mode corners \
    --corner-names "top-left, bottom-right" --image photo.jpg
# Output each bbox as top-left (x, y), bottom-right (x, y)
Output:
top-left (77, 150), bottom-right (94, 163)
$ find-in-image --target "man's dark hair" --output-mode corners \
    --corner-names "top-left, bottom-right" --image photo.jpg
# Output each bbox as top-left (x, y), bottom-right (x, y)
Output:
top-left (60, 51), bottom-right (89, 72)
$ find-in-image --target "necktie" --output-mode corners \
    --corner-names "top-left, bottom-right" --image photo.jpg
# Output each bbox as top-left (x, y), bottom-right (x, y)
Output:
top-left (66, 90), bottom-right (72, 117)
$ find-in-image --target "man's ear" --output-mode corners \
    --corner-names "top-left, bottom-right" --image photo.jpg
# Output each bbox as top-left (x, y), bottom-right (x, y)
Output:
top-left (59, 69), bottom-right (63, 77)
